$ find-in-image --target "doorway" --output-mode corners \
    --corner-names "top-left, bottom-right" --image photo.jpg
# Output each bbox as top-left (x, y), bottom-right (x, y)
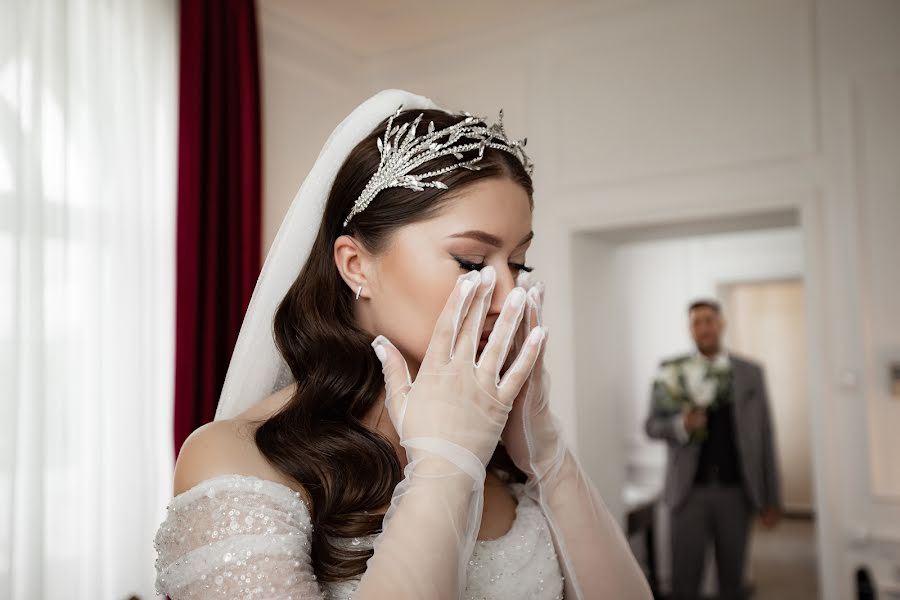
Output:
top-left (567, 208), bottom-right (821, 598)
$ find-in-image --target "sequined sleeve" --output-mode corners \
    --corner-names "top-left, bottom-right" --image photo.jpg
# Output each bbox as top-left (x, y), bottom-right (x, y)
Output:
top-left (154, 474), bottom-right (324, 599)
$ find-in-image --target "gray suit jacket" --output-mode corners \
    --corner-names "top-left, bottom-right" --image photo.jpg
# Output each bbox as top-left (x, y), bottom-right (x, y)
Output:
top-left (644, 353), bottom-right (782, 513)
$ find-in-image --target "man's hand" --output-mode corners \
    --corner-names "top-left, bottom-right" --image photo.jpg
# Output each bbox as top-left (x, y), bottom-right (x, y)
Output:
top-left (760, 507), bottom-right (780, 529)
top-left (682, 407), bottom-right (707, 433)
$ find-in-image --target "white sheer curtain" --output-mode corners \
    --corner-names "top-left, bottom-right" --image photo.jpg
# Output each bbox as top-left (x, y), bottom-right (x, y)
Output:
top-left (0, 1), bottom-right (177, 598)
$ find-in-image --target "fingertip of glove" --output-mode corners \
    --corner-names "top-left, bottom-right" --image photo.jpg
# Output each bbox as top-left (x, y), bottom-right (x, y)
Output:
top-left (527, 325), bottom-right (546, 346)
top-left (371, 335), bottom-right (389, 362)
top-left (516, 271), bottom-right (532, 288)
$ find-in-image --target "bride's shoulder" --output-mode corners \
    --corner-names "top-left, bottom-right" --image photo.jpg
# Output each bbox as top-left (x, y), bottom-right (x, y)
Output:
top-left (173, 388), bottom-right (310, 508)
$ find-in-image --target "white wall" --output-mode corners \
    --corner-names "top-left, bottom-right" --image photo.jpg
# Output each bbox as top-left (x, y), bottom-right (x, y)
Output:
top-left (256, 7), bottom-right (365, 254)
top-left (257, 1), bottom-right (900, 596)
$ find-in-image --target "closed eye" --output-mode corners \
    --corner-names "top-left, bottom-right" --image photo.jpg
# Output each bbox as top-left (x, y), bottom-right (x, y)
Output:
top-left (453, 256), bottom-right (534, 273)
top-left (453, 257), bottom-right (483, 271)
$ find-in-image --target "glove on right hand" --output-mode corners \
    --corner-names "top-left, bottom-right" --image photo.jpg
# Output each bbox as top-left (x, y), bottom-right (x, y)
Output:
top-left (372, 266), bottom-right (547, 480)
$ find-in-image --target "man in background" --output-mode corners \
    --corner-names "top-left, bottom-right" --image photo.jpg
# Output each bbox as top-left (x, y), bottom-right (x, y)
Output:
top-left (645, 299), bottom-right (782, 600)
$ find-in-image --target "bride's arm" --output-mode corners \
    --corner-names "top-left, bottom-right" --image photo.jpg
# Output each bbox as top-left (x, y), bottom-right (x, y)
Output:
top-left (155, 422), bottom-right (326, 600)
top-left (351, 454), bottom-right (487, 598)
top-left (526, 445), bottom-right (652, 599)
top-left (165, 423), bottom-right (487, 600)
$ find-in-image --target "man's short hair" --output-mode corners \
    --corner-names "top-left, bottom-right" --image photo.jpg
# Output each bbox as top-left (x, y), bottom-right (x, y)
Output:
top-left (688, 298), bottom-right (722, 315)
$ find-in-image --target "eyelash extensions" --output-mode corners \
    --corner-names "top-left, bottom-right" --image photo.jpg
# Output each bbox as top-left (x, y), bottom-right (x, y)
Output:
top-left (453, 256), bottom-right (534, 274)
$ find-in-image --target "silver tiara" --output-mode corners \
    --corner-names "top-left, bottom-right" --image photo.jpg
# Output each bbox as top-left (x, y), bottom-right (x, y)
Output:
top-left (342, 105), bottom-right (534, 228)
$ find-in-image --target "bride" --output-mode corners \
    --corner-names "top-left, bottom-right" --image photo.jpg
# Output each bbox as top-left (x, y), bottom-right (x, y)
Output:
top-left (154, 89), bottom-right (651, 600)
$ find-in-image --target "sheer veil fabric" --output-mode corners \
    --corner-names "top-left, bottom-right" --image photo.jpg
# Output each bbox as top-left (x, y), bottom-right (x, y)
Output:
top-left (215, 89), bottom-right (438, 421)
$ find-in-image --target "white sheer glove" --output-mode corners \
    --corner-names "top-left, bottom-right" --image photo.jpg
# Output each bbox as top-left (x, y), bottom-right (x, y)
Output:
top-left (352, 266), bottom-right (547, 599)
top-left (501, 277), bottom-right (568, 485)
top-left (500, 274), bottom-right (653, 600)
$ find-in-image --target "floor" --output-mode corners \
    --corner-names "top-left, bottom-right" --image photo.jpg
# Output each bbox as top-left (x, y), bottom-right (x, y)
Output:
top-left (746, 517), bottom-right (818, 600)
top-left (632, 516), bottom-right (819, 599)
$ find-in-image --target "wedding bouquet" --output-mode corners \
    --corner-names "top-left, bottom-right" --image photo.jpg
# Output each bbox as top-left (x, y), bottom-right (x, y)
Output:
top-left (653, 354), bottom-right (733, 439)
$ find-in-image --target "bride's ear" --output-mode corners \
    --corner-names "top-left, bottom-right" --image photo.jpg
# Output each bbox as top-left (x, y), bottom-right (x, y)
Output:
top-left (334, 234), bottom-right (373, 299)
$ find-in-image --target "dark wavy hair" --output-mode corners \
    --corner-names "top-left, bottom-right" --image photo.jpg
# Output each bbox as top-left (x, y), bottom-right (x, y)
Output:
top-left (254, 108), bottom-right (534, 582)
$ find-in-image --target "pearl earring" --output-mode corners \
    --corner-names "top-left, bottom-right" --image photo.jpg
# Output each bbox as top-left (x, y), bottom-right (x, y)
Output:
top-left (356, 285), bottom-right (362, 300)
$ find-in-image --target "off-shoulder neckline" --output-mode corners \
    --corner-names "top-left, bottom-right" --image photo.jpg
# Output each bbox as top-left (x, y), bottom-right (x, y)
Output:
top-left (327, 481), bottom-right (533, 546)
top-left (169, 474), bottom-right (533, 545)
top-left (169, 473), bottom-right (312, 512)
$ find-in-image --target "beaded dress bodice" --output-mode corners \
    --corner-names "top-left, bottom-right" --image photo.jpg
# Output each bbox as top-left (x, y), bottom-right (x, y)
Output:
top-left (154, 474), bottom-right (564, 599)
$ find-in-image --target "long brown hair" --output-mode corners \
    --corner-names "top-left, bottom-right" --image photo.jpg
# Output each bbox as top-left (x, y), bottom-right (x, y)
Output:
top-left (255, 108), bottom-right (534, 582)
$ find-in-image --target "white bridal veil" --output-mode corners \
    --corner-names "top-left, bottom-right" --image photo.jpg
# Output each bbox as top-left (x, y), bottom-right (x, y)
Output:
top-left (214, 89), bottom-right (438, 421)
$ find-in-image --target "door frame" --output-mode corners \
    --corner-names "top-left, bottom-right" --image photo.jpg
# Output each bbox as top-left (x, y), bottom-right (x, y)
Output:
top-left (538, 190), bottom-right (834, 597)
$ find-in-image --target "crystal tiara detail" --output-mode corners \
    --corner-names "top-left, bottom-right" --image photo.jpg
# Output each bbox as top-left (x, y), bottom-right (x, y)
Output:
top-left (342, 105), bottom-right (534, 228)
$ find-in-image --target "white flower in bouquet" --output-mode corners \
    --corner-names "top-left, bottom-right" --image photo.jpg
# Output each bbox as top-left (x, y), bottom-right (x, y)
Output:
top-left (683, 357), bottom-right (717, 408)
top-left (711, 353), bottom-right (731, 372)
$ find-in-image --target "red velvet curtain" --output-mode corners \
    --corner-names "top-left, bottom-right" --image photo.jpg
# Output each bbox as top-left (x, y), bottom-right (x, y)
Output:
top-left (174, 0), bottom-right (262, 456)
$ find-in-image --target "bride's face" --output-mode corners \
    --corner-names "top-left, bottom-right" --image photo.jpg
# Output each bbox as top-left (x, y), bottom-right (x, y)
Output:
top-left (368, 177), bottom-right (533, 374)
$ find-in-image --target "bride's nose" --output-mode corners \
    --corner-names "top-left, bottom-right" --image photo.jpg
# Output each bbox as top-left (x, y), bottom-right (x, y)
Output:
top-left (488, 267), bottom-right (517, 315)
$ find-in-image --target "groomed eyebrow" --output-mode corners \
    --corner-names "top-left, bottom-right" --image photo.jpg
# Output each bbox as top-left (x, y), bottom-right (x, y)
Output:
top-left (446, 229), bottom-right (534, 248)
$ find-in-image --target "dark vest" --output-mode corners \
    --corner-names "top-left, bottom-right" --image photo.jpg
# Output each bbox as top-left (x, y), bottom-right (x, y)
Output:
top-left (693, 374), bottom-right (742, 486)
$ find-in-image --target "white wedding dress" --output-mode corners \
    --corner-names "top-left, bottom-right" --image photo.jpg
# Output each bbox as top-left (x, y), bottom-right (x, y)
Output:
top-left (154, 474), bottom-right (565, 600)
